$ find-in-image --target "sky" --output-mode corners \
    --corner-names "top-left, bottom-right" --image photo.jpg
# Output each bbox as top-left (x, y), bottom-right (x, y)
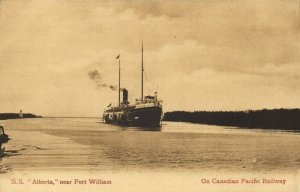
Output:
top-left (0, 0), bottom-right (299, 117)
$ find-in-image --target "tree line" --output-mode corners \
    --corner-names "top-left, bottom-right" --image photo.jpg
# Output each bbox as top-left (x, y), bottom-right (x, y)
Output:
top-left (163, 109), bottom-right (300, 130)
top-left (0, 113), bottom-right (39, 120)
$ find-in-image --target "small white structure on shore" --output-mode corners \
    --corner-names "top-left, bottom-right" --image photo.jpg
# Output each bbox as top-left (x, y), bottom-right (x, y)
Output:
top-left (18, 110), bottom-right (23, 118)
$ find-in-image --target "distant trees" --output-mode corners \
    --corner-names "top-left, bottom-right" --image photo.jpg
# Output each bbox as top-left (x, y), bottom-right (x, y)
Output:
top-left (163, 109), bottom-right (300, 130)
top-left (0, 113), bottom-right (39, 120)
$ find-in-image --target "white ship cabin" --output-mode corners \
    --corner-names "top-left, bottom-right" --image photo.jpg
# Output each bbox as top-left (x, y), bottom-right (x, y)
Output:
top-left (135, 95), bottom-right (162, 109)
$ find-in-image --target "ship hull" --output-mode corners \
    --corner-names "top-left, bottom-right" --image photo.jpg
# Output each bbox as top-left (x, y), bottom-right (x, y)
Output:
top-left (103, 106), bottom-right (162, 127)
top-left (129, 106), bottom-right (162, 127)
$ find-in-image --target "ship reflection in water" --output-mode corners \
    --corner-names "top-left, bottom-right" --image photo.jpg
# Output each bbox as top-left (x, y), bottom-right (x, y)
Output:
top-left (119, 123), bottom-right (162, 132)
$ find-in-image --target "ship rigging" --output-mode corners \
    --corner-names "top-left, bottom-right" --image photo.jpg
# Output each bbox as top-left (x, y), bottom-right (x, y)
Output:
top-left (103, 43), bottom-right (163, 127)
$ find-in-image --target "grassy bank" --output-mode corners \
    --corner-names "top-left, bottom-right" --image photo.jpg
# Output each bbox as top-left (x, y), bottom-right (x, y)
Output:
top-left (163, 109), bottom-right (300, 130)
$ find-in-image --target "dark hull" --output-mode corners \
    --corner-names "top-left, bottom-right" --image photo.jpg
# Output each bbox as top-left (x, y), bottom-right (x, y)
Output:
top-left (0, 127), bottom-right (9, 144)
top-left (104, 106), bottom-right (162, 127)
top-left (0, 134), bottom-right (9, 143)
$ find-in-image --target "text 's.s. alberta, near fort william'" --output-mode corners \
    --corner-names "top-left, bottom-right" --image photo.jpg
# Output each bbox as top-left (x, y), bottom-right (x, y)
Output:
top-left (0, 0), bottom-right (300, 192)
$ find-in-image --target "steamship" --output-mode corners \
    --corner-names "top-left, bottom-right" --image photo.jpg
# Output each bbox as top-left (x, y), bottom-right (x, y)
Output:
top-left (102, 44), bottom-right (163, 127)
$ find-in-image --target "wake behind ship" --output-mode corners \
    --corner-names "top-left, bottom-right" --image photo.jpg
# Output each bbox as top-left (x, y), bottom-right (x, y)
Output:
top-left (103, 44), bottom-right (163, 127)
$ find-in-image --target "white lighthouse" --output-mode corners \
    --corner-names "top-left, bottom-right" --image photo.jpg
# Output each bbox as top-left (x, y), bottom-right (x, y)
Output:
top-left (19, 110), bottom-right (23, 118)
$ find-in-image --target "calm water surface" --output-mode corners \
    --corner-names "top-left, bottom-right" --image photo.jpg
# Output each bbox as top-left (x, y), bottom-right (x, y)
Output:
top-left (1, 118), bottom-right (300, 173)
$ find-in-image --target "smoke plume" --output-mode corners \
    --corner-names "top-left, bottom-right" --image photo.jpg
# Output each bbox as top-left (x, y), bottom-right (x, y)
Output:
top-left (88, 70), bottom-right (117, 91)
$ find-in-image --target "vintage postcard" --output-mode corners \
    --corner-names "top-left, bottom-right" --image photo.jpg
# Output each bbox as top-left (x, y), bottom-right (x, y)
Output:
top-left (0, 0), bottom-right (299, 191)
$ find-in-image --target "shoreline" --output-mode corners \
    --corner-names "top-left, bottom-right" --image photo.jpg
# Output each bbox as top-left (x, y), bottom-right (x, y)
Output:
top-left (0, 113), bottom-right (41, 120)
top-left (163, 108), bottom-right (300, 130)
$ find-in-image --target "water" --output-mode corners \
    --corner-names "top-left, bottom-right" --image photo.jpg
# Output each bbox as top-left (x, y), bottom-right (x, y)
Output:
top-left (0, 118), bottom-right (300, 191)
top-left (1, 118), bottom-right (300, 172)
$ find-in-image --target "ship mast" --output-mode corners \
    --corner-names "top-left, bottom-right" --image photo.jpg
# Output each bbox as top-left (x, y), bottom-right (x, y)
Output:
top-left (119, 56), bottom-right (121, 106)
top-left (116, 54), bottom-right (120, 106)
top-left (141, 42), bottom-right (144, 101)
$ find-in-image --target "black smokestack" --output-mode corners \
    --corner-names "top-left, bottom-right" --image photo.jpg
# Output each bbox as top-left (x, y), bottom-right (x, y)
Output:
top-left (88, 70), bottom-right (117, 91)
top-left (122, 88), bottom-right (128, 103)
